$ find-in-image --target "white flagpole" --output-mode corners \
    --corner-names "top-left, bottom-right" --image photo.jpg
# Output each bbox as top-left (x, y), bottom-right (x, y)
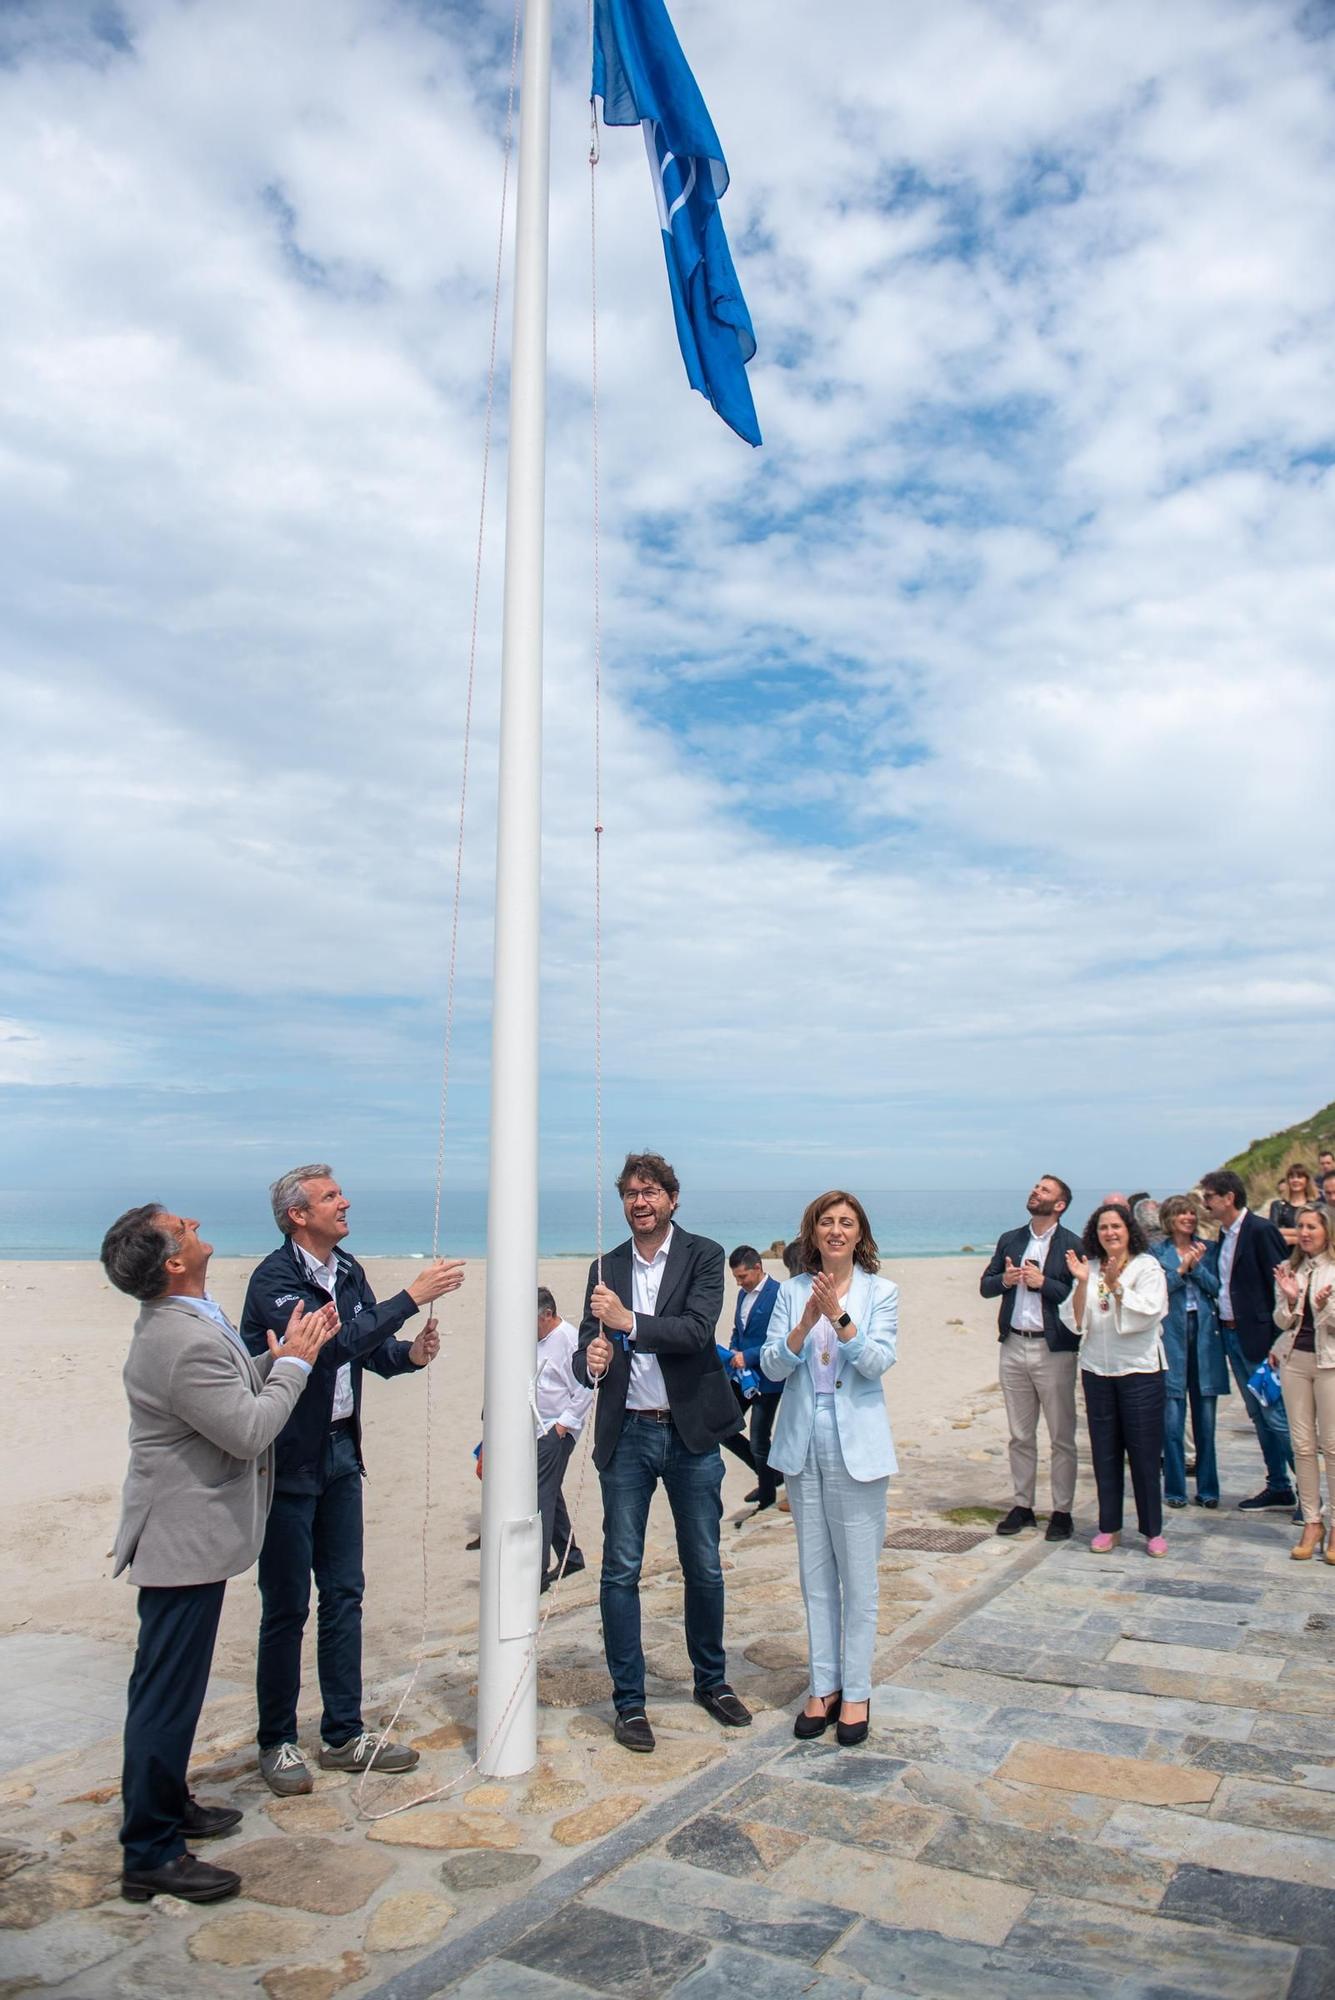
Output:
top-left (477, 0), bottom-right (552, 1778)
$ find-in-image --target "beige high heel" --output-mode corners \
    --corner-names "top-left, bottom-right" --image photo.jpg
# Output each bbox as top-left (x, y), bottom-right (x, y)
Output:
top-left (1291, 1523), bottom-right (1325, 1561)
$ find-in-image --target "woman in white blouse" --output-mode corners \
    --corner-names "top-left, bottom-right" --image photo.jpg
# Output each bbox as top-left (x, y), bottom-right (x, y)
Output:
top-left (1061, 1203), bottom-right (1170, 1556)
top-left (761, 1191), bottom-right (897, 1747)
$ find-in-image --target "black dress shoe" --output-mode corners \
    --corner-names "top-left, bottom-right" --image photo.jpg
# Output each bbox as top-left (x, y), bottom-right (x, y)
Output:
top-left (1193, 1496), bottom-right (1218, 1509)
top-left (836, 1700), bottom-right (870, 1748)
top-left (613, 1711), bottom-right (655, 1752)
top-left (180, 1795), bottom-right (242, 1840)
top-left (743, 1487), bottom-right (761, 1503)
top-left (1044, 1511), bottom-right (1073, 1541)
top-left (121, 1851), bottom-right (241, 1904)
top-left (793, 1691), bottom-right (842, 1739)
top-left (995, 1506), bottom-right (1036, 1536)
top-left (694, 1684), bottom-right (752, 1727)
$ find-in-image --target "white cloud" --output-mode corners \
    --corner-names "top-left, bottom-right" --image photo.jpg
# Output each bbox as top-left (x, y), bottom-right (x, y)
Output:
top-left (1, 0), bottom-right (1333, 1200)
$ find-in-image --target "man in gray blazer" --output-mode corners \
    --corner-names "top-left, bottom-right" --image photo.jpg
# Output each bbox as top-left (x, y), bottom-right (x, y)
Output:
top-left (103, 1204), bottom-right (336, 1905)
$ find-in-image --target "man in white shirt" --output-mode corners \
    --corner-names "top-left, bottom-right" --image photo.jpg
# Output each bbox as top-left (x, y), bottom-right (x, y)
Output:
top-left (980, 1175), bottom-right (1081, 1540)
top-left (535, 1288), bottom-right (593, 1591)
top-left (576, 1152), bottom-right (749, 1753)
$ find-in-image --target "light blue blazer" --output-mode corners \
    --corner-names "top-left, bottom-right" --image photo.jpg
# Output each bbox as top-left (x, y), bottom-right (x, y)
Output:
top-left (760, 1269), bottom-right (898, 1482)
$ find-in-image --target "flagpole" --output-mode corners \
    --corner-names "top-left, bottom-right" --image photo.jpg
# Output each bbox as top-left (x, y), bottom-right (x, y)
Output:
top-left (477, 0), bottom-right (552, 1779)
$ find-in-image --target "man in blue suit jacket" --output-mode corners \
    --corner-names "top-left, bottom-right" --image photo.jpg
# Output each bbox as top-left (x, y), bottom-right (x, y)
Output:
top-left (1201, 1169), bottom-right (1295, 1510)
top-left (726, 1247), bottom-right (784, 1511)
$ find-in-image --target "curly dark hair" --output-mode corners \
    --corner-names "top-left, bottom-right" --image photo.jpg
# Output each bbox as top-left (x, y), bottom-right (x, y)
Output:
top-left (1080, 1202), bottom-right (1147, 1261)
top-left (796, 1190), bottom-right (880, 1274)
top-left (615, 1151), bottom-right (680, 1201)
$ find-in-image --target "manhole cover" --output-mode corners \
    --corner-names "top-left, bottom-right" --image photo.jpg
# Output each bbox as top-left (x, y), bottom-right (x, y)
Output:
top-left (884, 1527), bottom-right (990, 1554)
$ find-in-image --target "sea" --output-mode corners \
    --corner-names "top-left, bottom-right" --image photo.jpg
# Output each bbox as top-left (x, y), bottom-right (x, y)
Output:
top-left (0, 1187), bottom-right (1115, 1262)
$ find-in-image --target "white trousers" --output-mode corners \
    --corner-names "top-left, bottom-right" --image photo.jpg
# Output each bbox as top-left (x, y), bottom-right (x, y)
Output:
top-left (787, 1396), bottom-right (889, 1703)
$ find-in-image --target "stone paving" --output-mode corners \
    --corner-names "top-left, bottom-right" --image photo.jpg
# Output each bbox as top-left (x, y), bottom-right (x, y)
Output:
top-left (2, 1410), bottom-right (1332, 1999)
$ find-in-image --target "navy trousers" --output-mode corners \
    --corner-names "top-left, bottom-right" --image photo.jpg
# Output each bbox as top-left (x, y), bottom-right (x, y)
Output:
top-left (256, 1427), bottom-right (365, 1751)
top-left (121, 1578), bottom-right (226, 1870)
top-left (1082, 1367), bottom-right (1166, 1539)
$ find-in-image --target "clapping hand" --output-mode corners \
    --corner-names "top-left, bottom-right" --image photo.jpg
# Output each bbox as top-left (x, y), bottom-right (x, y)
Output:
top-left (810, 1270), bottom-right (845, 1328)
top-left (1001, 1256), bottom-right (1022, 1289)
top-left (267, 1299), bottom-right (339, 1363)
top-left (1065, 1248), bottom-right (1090, 1283)
top-left (1020, 1259), bottom-right (1045, 1290)
top-left (1316, 1283), bottom-right (1333, 1312)
top-left (1274, 1263), bottom-right (1301, 1305)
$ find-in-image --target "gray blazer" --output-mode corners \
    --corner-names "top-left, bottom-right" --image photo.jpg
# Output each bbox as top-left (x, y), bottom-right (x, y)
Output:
top-left (114, 1297), bottom-right (310, 1588)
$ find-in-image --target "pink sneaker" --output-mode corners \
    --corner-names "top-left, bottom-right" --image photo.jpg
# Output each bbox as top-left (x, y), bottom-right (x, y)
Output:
top-left (1090, 1531), bottom-right (1119, 1553)
top-left (1145, 1536), bottom-right (1168, 1558)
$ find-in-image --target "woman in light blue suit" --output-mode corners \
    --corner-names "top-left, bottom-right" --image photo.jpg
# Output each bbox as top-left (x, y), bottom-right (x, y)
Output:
top-left (762, 1190), bottom-right (897, 1747)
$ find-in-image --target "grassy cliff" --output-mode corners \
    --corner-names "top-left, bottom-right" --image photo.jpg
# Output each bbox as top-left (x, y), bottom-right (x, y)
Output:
top-left (1221, 1100), bottom-right (1335, 1203)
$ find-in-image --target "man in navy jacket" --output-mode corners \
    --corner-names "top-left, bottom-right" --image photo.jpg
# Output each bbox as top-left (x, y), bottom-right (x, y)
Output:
top-left (980, 1175), bottom-right (1081, 1541)
top-left (240, 1165), bottom-right (464, 1795)
top-left (1200, 1169), bottom-right (1295, 1510)
top-left (726, 1246), bottom-right (784, 1510)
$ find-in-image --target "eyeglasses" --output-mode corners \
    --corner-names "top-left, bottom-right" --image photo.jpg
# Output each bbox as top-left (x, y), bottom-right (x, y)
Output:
top-left (622, 1184), bottom-right (668, 1202)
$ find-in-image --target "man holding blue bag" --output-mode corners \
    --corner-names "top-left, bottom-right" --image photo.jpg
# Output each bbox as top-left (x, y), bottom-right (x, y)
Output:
top-left (1200, 1171), bottom-right (1296, 1511)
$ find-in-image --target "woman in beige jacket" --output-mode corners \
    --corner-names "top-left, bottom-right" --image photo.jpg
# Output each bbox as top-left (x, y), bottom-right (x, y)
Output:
top-left (1272, 1206), bottom-right (1335, 1562)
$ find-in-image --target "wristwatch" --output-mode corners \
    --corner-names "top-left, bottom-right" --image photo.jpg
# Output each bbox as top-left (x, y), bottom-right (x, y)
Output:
top-left (835, 1312), bottom-right (852, 1329)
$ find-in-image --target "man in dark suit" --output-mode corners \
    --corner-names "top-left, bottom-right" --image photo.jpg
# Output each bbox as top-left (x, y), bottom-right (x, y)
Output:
top-left (980, 1175), bottom-right (1081, 1541)
top-left (726, 1246), bottom-right (784, 1511)
top-left (1200, 1169), bottom-right (1295, 1509)
top-left (575, 1151), bottom-right (750, 1753)
top-left (101, 1204), bottom-right (336, 1904)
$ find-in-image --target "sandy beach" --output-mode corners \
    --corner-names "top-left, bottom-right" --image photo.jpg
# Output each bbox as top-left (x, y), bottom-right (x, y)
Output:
top-left (2, 1252), bottom-right (1012, 1689)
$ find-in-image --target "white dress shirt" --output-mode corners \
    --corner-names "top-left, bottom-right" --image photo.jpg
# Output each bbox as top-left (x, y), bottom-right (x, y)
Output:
top-left (1010, 1222), bottom-right (1056, 1333)
top-left (625, 1226), bottom-right (673, 1411)
top-left (1217, 1211), bottom-right (1245, 1321)
top-left (738, 1285), bottom-right (759, 1328)
top-left (534, 1320), bottom-right (594, 1437)
top-left (298, 1244), bottom-right (352, 1419)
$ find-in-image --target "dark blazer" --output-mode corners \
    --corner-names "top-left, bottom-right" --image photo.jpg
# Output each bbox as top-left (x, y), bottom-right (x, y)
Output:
top-left (1203, 1210), bottom-right (1289, 1363)
top-left (574, 1226), bottom-right (738, 1469)
top-left (980, 1222), bottom-right (1081, 1351)
top-left (729, 1273), bottom-right (782, 1393)
top-left (240, 1240), bottom-right (420, 1493)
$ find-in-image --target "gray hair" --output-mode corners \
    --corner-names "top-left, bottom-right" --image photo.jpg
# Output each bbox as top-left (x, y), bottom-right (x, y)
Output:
top-left (270, 1163), bottom-right (333, 1236)
top-left (537, 1286), bottom-right (558, 1318)
top-left (1132, 1197), bottom-right (1161, 1235)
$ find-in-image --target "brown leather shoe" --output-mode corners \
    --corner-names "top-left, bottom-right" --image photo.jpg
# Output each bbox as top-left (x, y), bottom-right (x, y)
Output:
top-left (694, 1685), bottom-right (752, 1727)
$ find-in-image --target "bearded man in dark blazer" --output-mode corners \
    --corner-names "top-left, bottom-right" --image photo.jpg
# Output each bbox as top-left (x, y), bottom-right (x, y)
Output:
top-left (574, 1151), bottom-right (750, 1754)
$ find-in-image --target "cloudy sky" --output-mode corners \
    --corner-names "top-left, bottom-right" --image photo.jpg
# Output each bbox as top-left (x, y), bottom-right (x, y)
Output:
top-left (2, 0), bottom-right (1333, 1216)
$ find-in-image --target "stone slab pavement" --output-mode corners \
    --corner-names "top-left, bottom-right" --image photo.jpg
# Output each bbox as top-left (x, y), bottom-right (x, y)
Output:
top-left (2, 1399), bottom-right (1331, 1998)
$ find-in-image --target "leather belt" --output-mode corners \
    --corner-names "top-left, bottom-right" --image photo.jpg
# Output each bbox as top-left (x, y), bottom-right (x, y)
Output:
top-left (627, 1407), bottom-right (672, 1423)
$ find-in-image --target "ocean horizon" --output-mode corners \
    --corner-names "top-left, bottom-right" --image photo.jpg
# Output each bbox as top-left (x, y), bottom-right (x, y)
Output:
top-left (0, 1186), bottom-right (1124, 1263)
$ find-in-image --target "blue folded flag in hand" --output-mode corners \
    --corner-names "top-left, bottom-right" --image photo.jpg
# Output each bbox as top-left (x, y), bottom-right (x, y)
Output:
top-left (594, 0), bottom-right (761, 446)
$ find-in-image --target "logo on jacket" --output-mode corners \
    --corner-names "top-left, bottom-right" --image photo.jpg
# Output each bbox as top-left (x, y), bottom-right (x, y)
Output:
top-left (272, 1293), bottom-right (300, 1310)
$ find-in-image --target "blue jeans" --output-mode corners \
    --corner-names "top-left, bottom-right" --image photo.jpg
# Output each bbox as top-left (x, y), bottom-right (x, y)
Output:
top-left (1221, 1327), bottom-right (1294, 1491)
top-left (257, 1427), bottom-right (365, 1750)
top-left (598, 1414), bottom-right (726, 1713)
top-left (1164, 1323), bottom-right (1220, 1505)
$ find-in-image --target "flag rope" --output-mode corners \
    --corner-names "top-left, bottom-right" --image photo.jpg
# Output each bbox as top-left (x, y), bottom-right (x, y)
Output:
top-left (353, 24), bottom-right (609, 1823)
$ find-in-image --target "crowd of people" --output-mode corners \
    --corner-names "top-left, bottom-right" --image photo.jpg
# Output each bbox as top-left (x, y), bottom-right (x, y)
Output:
top-left (98, 1147), bottom-right (1334, 1908)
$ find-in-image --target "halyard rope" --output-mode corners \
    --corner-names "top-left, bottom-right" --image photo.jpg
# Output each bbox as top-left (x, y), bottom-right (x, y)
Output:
top-left (354, 20), bottom-right (608, 1820)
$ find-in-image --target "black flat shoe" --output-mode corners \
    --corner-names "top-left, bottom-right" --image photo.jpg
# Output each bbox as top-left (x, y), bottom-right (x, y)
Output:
top-left (613, 1710), bottom-right (656, 1753)
top-left (836, 1700), bottom-right (870, 1748)
top-left (793, 1691), bottom-right (842, 1740)
top-left (121, 1852), bottom-right (240, 1904)
top-left (180, 1795), bottom-right (242, 1840)
top-left (694, 1684), bottom-right (752, 1727)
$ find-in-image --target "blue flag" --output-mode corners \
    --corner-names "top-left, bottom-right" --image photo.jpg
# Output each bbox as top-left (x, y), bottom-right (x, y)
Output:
top-left (593, 0), bottom-right (761, 447)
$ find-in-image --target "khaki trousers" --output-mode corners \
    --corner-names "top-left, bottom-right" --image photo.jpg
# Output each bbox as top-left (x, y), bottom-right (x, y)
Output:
top-left (1279, 1349), bottom-right (1335, 1526)
top-left (999, 1335), bottom-right (1078, 1513)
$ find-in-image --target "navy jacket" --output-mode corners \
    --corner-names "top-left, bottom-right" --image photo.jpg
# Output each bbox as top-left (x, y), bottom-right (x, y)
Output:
top-left (729, 1274), bottom-right (782, 1394)
top-left (240, 1240), bottom-right (420, 1493)
top-left (1153, 1240), bottom-right (1231, 1399)
top-left (980, 1222), bottom-right (1081, 1351)
top-left (573, 1226), bottom-right (738, 1470)
top-left (1203, 1210), bottom-right (1289, 1364)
